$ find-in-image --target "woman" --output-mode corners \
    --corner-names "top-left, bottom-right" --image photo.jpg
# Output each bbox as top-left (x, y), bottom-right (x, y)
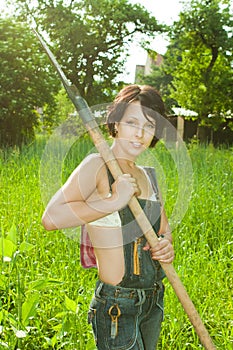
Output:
top-left (42, 84), bottom-right (174, 349)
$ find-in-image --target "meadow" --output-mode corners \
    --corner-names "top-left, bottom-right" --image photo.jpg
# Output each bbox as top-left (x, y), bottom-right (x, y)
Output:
top-left (0, 135), bottom-right (232, 350)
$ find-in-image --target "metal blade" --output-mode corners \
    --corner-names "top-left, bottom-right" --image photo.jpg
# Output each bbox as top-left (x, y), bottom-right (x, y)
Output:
top-left (34, 29), bottom-right (94, 123)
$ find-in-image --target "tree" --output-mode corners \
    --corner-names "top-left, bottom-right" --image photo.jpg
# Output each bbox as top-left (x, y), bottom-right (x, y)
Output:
top-left (137, 51), bottom-right (176, 114)
top-left (164, 0), bottom-right (233, 128)
top-left (13, 0), bottom-right (164, 105)
top-left (0, 18), bottom-right (60, 147)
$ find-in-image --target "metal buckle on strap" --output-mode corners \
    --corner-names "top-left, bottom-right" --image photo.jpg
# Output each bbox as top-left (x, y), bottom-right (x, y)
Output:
top-left (108, 304), bottom-right (121, 339)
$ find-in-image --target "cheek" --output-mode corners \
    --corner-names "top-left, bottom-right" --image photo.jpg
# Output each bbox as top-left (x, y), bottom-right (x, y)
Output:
top-left (145, 129), bottom-right (155, 142)
top-left (118, 125), bottom-right (134, 137)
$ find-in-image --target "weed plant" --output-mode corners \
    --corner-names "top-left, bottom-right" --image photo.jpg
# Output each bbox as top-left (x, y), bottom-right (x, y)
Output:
top-left (0, 136), bottom-right (232, 349)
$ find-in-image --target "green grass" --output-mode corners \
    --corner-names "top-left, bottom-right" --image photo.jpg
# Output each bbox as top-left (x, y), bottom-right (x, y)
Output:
top-left (0, 137), bottom-right (232, 349)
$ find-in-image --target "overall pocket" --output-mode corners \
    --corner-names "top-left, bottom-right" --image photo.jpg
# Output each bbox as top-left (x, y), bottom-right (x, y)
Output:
top-left (88, 295), bottom-right (106, 346)
top-left (89, 295), bottom-right (141, 350)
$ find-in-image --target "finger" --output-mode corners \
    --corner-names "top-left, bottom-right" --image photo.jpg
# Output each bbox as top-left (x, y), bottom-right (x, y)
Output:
top-left (134, 188), bottom-right (141, 197)
top-left (150, 243), bottom-right (174, 258)
top-left (121, 173), bottom-right (133, 180)
top-left (143, 241), bottom-right (150, 251)
top-left (159, 256), bottom-right (174, 264)
top-left (159, 251), bottom-right (175, 263)
top-left (151, 249), bottom-right (175, 263)
top-left (150, 241), bottom-right (165, 253)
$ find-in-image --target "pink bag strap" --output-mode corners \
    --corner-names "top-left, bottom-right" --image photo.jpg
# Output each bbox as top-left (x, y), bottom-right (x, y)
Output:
top-left (80, 225), bottom-right (97, 268)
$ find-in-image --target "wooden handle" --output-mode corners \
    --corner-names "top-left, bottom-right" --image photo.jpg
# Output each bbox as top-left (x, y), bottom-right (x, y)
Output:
top-left (86, 122), bottom-right (216, 350)
top-left (34, 29), bottom-right (215, 348)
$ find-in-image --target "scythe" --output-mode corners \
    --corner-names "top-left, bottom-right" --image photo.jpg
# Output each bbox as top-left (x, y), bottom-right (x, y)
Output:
top-left (34, 29), bottom-right (216, 350)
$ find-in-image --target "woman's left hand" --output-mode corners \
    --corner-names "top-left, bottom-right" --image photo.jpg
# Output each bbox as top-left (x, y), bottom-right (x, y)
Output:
top-left (143, 238), bottom-right (175, 264)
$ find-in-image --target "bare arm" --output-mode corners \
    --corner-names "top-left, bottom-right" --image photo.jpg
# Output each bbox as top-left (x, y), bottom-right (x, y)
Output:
top-left (42, 154), bottom-right (139, 231)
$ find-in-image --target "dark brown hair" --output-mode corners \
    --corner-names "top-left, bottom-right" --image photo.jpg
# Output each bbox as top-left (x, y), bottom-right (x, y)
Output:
top-left (107, 84), bottom-right (167, 147)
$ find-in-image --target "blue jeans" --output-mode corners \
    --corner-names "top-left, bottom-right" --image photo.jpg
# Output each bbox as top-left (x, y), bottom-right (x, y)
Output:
top-left (88, 280), bottom-right (164, 350)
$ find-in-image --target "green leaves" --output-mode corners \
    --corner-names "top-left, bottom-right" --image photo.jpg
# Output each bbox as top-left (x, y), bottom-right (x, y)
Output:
top-left (0, 224), bottom-right (17, 259)
top-left (167, 0), bottom-right (233, 124)
top-left (29, 279), bottom-right (63, 291)
top-left (0, 224), bottom-right (34, 259)
top-left (64, 295), bottom-right (79, 314)
top-left (13, 0), bottom-right (163, 106)
top-left (0, 138), bottom-right (232, 348)
top-left (0, 238), bottom-right (16, 259)
top-left (140, 0), bottom-right (232, 128)
top-left (21, 293), bottom-right (39, 326)
top-left (0, 1), bottom-right (167, 145)
top-left (0, 18), bottom-right (60, 147)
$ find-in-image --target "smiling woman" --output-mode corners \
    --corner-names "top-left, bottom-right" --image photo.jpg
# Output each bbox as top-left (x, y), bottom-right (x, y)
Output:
top-left (107, 84), bottom-right (166, 147)
top-left (113, 102), bottom-right (156, 156)
top-left (42, 84), bottom-right (174, 350)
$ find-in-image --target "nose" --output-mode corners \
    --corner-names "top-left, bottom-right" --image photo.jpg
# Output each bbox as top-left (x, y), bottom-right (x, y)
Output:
top-left (135, 126), bottom-right (144, 138)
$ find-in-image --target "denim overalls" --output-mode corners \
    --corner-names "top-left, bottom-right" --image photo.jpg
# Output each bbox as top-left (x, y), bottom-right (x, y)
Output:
top-left (88, 167), bottom-right (165, 350)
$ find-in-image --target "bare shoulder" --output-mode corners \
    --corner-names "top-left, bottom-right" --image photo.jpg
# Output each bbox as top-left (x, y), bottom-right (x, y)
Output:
top-left (64, 153), bottom-right (109, 200)
top-left (79, 153), bottom-right (105, 169)
top-left (72, 153), bottom-right (106, 179)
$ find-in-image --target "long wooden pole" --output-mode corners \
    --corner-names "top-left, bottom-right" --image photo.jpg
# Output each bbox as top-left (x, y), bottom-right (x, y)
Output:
top-left (34, 30), bottom-right (216, 350)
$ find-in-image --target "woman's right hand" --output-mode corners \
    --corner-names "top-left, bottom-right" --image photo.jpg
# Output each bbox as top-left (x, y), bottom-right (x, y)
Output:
top-left (111, 174), bottom-right (140, 209)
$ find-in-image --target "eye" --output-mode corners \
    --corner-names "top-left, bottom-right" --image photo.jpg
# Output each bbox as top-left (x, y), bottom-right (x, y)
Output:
top-left (145, 122), bottom-right (156, 130)
top-left (125, 119), bottom-right (137, 126)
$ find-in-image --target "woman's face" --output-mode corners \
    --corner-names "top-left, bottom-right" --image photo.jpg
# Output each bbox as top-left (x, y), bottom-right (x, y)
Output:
top-left (115, 101), bottom-right (156, 160)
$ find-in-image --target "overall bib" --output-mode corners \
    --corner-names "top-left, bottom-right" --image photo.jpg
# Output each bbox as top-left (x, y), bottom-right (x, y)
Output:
top-left (88, 167), bottom-right (165, 350)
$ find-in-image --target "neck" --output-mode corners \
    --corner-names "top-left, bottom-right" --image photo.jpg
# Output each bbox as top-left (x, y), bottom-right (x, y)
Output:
top-left (118, 159), bottom-right (136, 169)
top-left (111, 143), bottom-right (136, 169)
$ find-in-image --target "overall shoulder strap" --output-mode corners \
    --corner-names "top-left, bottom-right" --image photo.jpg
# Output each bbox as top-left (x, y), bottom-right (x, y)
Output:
top-left (106, 167), bottom-right (115, 191)
top-left (142, 166), bottom-right (160, 200)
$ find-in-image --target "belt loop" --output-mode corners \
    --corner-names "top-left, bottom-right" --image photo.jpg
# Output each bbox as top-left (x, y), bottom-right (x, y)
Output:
top-left (130, 291), bottom-right (135, 298)
top-left (135, 289), bottom-right (146, 306)
top-left (114, 288), bottom-right (120, 298)
top-left (156, 280), bottom-right (163, 291)
top-left (95, 281), bottom-right (104, 298)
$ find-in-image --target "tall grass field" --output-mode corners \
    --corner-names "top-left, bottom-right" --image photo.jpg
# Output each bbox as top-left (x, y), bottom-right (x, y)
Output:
top-left (0, 136), bottom-right (232, 349)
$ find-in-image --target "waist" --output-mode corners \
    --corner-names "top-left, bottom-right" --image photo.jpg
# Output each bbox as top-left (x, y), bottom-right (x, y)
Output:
top-left (95, 279), bottom-right (162, 300)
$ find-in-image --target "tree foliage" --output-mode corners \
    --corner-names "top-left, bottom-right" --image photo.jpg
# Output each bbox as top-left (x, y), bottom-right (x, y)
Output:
top-left (0, 18), bottom-right (60, 147)
top-left (165, 0), bottom-right (233, 126)
top-left (137, 55), bottom-right (176, 114)
top-left (140, 0), bottom-right (232, 128)
top-left (13, 0), bottom-right (164, 105)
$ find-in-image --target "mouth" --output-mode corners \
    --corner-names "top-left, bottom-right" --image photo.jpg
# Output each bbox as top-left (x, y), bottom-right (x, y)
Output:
top-left (130, 142), bottom-right (143, 148)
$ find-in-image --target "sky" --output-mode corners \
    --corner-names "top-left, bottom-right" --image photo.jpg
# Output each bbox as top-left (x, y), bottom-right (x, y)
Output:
top-left (123, 0), bottom-right (183, 82)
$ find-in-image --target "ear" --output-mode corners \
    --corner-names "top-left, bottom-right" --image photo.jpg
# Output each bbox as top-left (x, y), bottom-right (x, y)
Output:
top-left (115, 122), bottom-right (119, 133)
